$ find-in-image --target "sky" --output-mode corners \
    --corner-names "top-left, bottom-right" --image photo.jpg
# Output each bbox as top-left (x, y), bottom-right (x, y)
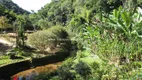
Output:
top-left (12, 0), bottom-right (51, 12)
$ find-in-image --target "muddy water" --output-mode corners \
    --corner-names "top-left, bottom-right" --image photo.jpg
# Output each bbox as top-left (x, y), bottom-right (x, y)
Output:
top-left (11, 62), bottom-right (62, 79)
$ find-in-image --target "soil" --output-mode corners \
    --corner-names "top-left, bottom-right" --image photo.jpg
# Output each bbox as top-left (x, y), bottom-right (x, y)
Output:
top-left (0, 38), bottom-right (13, 54)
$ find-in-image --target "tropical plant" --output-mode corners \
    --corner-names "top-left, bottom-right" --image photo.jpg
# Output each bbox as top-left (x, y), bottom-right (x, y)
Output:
top-left (101, 6), bottom-right (142, 40)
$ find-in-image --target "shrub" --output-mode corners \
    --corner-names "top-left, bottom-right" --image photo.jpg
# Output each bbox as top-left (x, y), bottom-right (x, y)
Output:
top-left (48, 26), bottom-right (68, 39)
top-left (74, 61), bottom-right (92, 78)
top-left (57, 64), bottom-right (76, 80)
top-left (48, 26), bottom-right (71, 49)
top-left (129, 69), bottom-right (142, 80)
top-left (48, 26), bottom-right (70, 48)
top-left (62, 58), bottom-right (74, 66)
top-left (27, 30), bottom-right (57, 53)
top-left (28, 26), bottom-right (70, 53)
top-left (34, 72), bottom-right (50, 80)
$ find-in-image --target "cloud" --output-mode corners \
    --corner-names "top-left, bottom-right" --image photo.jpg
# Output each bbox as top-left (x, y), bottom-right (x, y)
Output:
top-left (12, 0), bottom-right (51, 12)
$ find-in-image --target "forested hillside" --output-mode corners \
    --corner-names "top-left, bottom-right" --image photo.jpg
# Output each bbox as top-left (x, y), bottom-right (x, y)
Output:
top-left (32, 0), bottom-right (123, 28)
top-left (0, 0), bottom-right (30, 30)
top-left (0, 0), bottom-right (31, 31)
top-left (0, 0), bottom-right (29, 15)
top-left (30, 0), bottom-right (142, 30)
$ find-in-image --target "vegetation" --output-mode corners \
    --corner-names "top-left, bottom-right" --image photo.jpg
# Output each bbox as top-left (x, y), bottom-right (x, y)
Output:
top-left (34, 0), bottom-right (142, 80)
top-left (0, 0), bottom-right (142, 80)
top-left (27, 30), bottom-right (57, 53)
top-left (0, 0), bottom-right (29, 15)
top-left (0, 16), bottom-right (11, 30)
top-left (27, 26), bottom-right (69, 53)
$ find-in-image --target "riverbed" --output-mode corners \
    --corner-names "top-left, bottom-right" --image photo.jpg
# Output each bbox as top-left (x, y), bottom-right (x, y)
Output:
top-left (11, 62), bottom-right (62, 79)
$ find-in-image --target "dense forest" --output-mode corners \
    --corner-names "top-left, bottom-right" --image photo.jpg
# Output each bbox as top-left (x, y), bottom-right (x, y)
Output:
top-left (0, 0), bottom-right (142, 80)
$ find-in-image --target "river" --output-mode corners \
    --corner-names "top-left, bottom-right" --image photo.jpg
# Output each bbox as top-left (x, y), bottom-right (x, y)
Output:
top-left (11, 62), bottom-right (62, 79)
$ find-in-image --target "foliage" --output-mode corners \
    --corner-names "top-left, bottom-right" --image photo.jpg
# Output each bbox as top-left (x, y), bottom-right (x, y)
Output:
top-left (47, 26), bottom-right (68, 39)
top-left (81, 6), bottom-right (142, 60)
top-left (27, 26), bottom-right (69, 53)
top-left (0, 55), bottom-right (24, 66)
top-left (36, 3), bottom-right (142, 80)
top-left (6, 48), bottom-right (32, 58)
top-left (30, 0), bottom-right (125, 30)
top-left (56, 64), bottom-right (76, 80)
top-left (1, 0), bottom-right (142, 80)
top-left (34, 72), bottom-right (50, 80)
top-left (0, 16), bottom-right (11, 30)
top-left (27, 30), bottom-right (57, 53)
top-left (72, 6), bottom-right (142, 80)
top-left (0, 0), bottom-right (29, 14)
top-left (0, 4), bottom-right (6, 16)
top-left (0, 0), bottom-right (29, 25)
top-left (74, 61), bottom-right (92, 78)
top-left (101, 6), bottom-right (142, 40)
top-left (29, 13), bottom-right (40, 30)
top-left (14, 15), bottom-right (26, 47)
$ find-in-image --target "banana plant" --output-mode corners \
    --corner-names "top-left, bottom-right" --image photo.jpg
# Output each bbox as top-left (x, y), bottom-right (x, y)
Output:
top-left (102, 6), bottom-right (142, 40)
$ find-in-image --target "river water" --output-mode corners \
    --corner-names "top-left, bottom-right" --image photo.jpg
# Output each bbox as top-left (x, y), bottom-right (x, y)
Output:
top-left (11, 62), bottom-right (62, 79)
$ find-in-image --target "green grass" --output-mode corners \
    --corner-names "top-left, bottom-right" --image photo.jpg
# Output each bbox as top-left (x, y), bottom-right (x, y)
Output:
top-left (0, 56), bottom-right (28, 67)
top-left (80, 55), bottom-right (102, 65)
top-left (0, 58), bottom-right (30, 67)
top-left (0, 59), bottom-right (13, 65)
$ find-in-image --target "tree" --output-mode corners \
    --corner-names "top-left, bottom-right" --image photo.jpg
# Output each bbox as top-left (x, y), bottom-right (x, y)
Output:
top-left (14, 15), bottom-right (27, 48)
top-left (38, 19), bottom-right (49, 29)
top-left (0, 16), bottom-right (11, 32)
top-left (29, 13), bottom-right (40, 30)
top-left (27, 30), bottom-right (57, 54)
top-left (0, 4), bottom-right (6, 16)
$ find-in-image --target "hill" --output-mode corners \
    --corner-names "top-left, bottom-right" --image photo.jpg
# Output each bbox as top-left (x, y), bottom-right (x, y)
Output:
top-left (0, 0), bottom-right (30, 15)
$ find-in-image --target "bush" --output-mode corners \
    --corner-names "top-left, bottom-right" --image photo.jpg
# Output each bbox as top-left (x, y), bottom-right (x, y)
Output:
top-left (48, 26), bottom-right (71, 49)
top-left (52, 58), bottom-right (75, 80)
top-left (74, 61), bottom-right (92, 78)
top-left (27, 26), bottom-right (70, 53)
top-left (57, 64), bottom-right (76, 80)
top-left (27, 30), bottom-right (57, 53)
top-left (48, 26), bottom-right (68, 39)
top-left (34, 72), bottom-right (50, 80)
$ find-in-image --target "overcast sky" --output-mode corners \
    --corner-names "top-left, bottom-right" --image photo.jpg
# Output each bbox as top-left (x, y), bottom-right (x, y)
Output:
top-left (12, 0), bottom-right (51, 12)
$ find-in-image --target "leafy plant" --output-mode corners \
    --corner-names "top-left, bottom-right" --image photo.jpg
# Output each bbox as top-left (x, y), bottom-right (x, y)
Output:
top-left (27, 30), bottom-right (57, 53)
top-left (0, 16), bottom-right (11, 31)
top-left (74, 61), bottom-right (92, 78)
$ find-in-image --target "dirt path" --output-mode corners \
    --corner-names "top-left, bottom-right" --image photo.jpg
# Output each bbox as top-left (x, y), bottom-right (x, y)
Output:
top-left (0, 38), bottom-right (13, 54)
top-left (0, 38), bottom-right (13, 46)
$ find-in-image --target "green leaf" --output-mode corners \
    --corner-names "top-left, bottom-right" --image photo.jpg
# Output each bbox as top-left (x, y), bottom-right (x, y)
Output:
top-left (121, 12), bottom-right (130, 27)
top-left (118, 19), bottom-right (128, 33)
top-left (113, 9), bottom-right (118, 18)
